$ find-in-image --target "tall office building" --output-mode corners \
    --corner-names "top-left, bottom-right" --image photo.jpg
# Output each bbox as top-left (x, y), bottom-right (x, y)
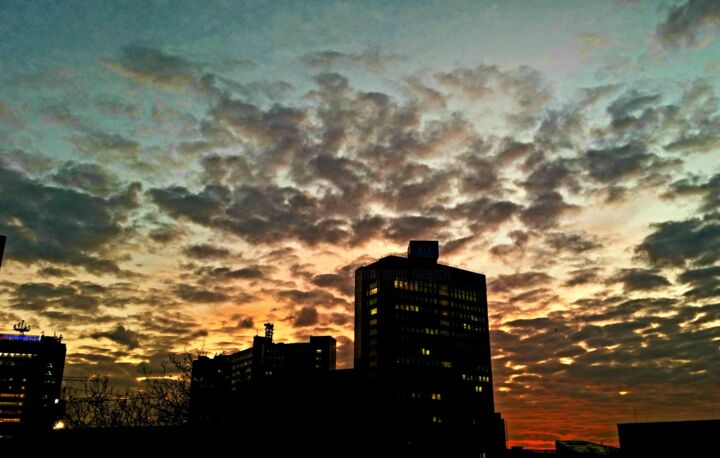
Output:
top-left (355, 241), bottom-right (505, 457)
top-left (0, 332), bottom-right (66, 438)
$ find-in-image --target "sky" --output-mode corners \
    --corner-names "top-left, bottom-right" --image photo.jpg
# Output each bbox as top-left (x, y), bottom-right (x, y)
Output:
top-left (1, 0), bottom-right (720, 448)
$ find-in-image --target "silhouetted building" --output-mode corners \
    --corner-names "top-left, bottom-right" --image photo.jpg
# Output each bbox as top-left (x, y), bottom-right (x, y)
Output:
top-left (0, 333), bottom-right (66, 438)
top-left (556, 440), bottom-right (619, 456)
top-left (0, 234), bottom-right (6, 269)
top-left (618, 419), bottom-right (720, 457)
top-left (354, 240), bottom-right (505, 457)
top-left (190, 324), bottom-right (336, 423)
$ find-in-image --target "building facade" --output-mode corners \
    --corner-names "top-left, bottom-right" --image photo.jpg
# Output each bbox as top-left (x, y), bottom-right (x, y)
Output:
top-left (189, 325), bottom-right (336, 423)
top-left (0, 333), bottom-right (66, 438)
top-left (355, 241), bottom-right (505, 457)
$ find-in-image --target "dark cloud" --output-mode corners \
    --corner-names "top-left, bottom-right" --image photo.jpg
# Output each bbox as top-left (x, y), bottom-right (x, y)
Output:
top-left (274, 288), bottom-right (349, 310)
top-left (611, 268), bottom-right (672, 292)
top-left (655, 0), bottom-right (720, 48)
top-left (51, 162), bottom-right (121, 196)
top-left (148, 184), bottom-right (228, 226)
top-left (310, 256), bottom-right (373, 296)
top-left (662, 172), bottom-right (720, 213)
top-left (520, 192), bottom-right (579, 230)
top-left (435, 64), bottom-right (551, 111)
top-left (90, 324), bottom-right (141, 349)
top-left (195, 265), bottom-right (264, 280)
top-left (564, 268), bottom-right (603, 287)
top-left (677, 266), bottom-right (720, 300)
top-left (11, 282), bottom-right (99, 312)
top-left (0, 150), bottom-right (56, 176)
top-left (489, 272), bottom-right (554, 293)
top-left (0, 164), bottom-right (139, 275)
top-left (293, 306), bottom-right (319, 327)
top-left (183, 243), bottom-right (232, 260)
top-left (299, 48), bottom-right (399, 72)
top-left (544, 232), bottom-right (603, 254)
top-left (583, 143), bottom-right (671, 183)
top-left (70, 131), bottom-right (142, 164)
top-left (495, 138), bottom-right (534, 166)
top-left (635, 216), bottom-right (720, 267)
top-left (37, 266), bottom-right (73, 278)
top-left (522, 158), bottom-right (579, 194)
top-left (445, 198), bottom-right (522, 232)
top-left (173, 283), bottom-right (229, 303)
top-left (383, 215), bottom-right (444, 243)
top-left (102, 45), bottom-right (199, 90)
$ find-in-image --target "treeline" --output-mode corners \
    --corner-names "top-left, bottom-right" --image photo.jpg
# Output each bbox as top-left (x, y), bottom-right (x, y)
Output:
top-left (62, 353), bottom-right (193, 428)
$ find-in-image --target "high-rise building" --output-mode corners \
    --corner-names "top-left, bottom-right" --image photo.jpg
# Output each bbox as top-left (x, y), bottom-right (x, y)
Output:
top-left (354, 241), bottom-right (505, 457)
top-left (189, 324), bottom-right (336, 423)
top-left (0, 331), bottom-right (66, 438)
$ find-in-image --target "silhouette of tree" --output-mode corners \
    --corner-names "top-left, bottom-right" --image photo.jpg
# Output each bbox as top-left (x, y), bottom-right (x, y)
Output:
top-left (62, 352), bottom-right (194, 428)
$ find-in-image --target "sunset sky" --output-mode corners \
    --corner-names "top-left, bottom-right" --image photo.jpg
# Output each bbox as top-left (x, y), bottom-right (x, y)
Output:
top-left (2, 0), bottom-right (720, 448)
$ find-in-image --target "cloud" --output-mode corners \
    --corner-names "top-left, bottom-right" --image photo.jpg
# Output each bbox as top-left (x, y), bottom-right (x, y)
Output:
top-left (173, 283), bottom-right (230, 303)
top-left (274, 288), bottom-right (349, 310)
top-left (70, 131), bottom-right (141, 162)
top-left (634, 215), bottom-right (720, 267)
top-left (564, 268), bottom-right (603, 287)
top-left (656, 0), bottom-right (720, 48)
top-left (51, 162), bottom-right (121, 196)
top-left (662, 172), bottom-right (720, 213)
top-left (583, 143), bottom-right (669, 184)
top-left (183, 243), bottom-right (232, 260)
top-left (11, 282), bottom-right (100, 312)
top-left (293, 306), bottom-right (319, 327)
top-left (0, 164), bottom-right (139, 275)
top-left (520, 192), bottom-right (580, 230)
top-left (102, 45), bottom-right (199, 90)
top-left (611, 268), bottom-right (672, 292)
top-left (0, 102), bottom-right (26, 129)
top-left (310, 256), bottom-right (374, 296)
top-left (677, 266), bottom-right (720, 300)
top-left (90, 324), bottom-right (141, 349)
top-left (489, 272), bottom-right (555, 294)
top-left (436, 64), bottom-right (551, 112)
top-left (544, 232), bottom-right (603, 254)
top-left (299, 48), bottom-right (399, 72)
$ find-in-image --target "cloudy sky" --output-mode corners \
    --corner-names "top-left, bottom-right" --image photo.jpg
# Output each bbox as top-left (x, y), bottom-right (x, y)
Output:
top-left (2, 0), bottom-right (720, 447)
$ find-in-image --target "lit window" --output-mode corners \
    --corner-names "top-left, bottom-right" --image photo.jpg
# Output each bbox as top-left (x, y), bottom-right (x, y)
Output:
top-left (432, 416), bottom-right (443, 423)
top-left (370, 307), bottom-right (377, 316)
top-left (431, 393), bottom-right (442, 400)
top-left (475, 385), bottom-right (483, 393)
top-left (441, 361), bottom-right (452, 368)
top-left (368, 287), bottom-right (378, 296)
top-left (421, 348), bottom-right (430, 356)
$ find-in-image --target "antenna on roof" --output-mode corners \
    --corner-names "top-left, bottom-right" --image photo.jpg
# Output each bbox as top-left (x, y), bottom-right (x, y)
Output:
top-left (13, 320), bottom-right (30, 334)
top-left (264, 323), bottom-right (274, 342)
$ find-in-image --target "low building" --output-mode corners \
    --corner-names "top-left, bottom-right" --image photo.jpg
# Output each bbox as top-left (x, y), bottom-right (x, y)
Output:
top-left (618, 419), bottom-right (720, 457)
top-left (189, 324), bottom-right (336, 423)
top-left (0, 331), bottom-right (66, 438)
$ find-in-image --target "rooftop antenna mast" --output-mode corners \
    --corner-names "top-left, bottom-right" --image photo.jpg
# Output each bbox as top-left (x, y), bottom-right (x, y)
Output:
top-left (264, 323), bottom-right (274, 342)
top-left (13, 320), bottom-right (30, 334)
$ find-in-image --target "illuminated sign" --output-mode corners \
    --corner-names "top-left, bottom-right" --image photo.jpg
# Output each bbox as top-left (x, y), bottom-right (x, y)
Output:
top-left (0, 334), bottom-right (40, 342)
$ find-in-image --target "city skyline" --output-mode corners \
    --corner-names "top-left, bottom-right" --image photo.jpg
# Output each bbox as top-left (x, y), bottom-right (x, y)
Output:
top-left (2, 0), bottom-right (720, 448)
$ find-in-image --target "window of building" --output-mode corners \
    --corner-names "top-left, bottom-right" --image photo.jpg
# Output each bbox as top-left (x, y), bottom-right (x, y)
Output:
top-left (420, 348), bottom-right (430, 356)
top-left (370, 307), bottom-right (378, 315)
